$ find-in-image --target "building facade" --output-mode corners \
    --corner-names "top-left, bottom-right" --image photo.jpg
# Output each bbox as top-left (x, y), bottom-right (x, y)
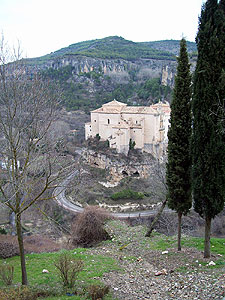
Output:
top-left (85, 100), bottom-right (170, 157)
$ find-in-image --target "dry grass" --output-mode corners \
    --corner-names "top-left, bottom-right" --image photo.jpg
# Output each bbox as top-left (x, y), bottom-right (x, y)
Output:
top-left (0, 234), bottom-right (64, 255)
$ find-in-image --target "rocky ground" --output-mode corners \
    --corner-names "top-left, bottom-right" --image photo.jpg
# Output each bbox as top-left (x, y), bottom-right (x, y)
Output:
top-left (1, 210), bottom-right (225, 300)
top-left (90, 220), bottom-right (225, 300)
top-left (1, 107), bottom-right (224, 299)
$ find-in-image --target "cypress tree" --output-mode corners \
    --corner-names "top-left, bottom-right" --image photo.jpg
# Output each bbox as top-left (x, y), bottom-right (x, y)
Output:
top-left (192, 0), bottom-right (225, 258)
top-left (166, 38), bottom-right (192, 251)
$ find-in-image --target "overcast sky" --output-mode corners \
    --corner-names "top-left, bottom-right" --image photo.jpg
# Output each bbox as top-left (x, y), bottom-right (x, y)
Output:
top-left (0, 0), bottom-right (205, 59)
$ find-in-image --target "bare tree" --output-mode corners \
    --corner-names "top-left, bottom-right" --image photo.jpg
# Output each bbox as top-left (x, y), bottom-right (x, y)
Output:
top-left (0, 36), bottom-right (62, 285)
top-left (145, 157), bottom-right (168, 237)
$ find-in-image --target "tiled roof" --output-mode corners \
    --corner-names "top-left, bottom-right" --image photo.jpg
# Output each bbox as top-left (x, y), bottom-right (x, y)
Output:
top-left (121, 106), bottom-right (155, 114)
top-left (92, 107), bottom-right (123, 113)
top-left (91, 100), bottom-right (170, 114)
top-left (151, 102), bottom-right (171, 114)
top-left (102, 99), bottom-right (127, 107)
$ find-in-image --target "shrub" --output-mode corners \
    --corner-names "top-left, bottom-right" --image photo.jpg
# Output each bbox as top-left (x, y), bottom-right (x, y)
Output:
top-left (0, 227), bottom-right (7, 235)
top-left (0, 286), bottom-right (37, 300)
top-left (0, 241), bottom-right (19, 259)
top-left (96, 133), bottom-right (101, 140)
top-left (54, 251), bottom-right (84, 288)
top-left (111, 189), bottom-right (144, 201)
top-left (87, 284), bottom-right (110, 300)
top-left (0, 265), bottom-right (14, 285)
top-left (71, 206), bottom-right (111, 247)
top-left (129, 139), bottom-right (136, 150)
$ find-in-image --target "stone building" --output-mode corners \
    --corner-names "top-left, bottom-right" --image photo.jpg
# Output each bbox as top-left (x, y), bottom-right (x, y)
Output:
top-left (85, 100), bottom-right (170, 157)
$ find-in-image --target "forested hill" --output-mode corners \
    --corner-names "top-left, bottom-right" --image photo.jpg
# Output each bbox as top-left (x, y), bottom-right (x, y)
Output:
top-left (26, 36), bottom-right (196, 64)
top-left (28, 36), bottom-right (174, 63)
top-left (23, 36), bottom-right (197, 112)
top-left (141, 40), bottom-right (197, 56)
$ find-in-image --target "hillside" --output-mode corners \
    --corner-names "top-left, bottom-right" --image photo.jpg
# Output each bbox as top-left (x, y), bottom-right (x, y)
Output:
top-left (23, 36), bottom-right (197, 111)
top-left (26, 36), bottom-right (182, 63)
top-left (141, 39), bottom-right (197, 56)
top-left (0, 219), bottom-right (224, 299)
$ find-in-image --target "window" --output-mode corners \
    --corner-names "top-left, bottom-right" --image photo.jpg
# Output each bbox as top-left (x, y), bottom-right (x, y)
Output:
top-left (108, 119), bottom-right (110, 124)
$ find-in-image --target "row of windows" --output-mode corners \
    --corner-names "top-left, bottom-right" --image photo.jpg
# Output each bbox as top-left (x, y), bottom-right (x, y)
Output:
top-left (106, 120), bottom-right (139, 125)
top-left (93, 119), bottom-right (140, 125)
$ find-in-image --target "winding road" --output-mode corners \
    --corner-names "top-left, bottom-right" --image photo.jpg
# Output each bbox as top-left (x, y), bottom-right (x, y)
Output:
top-left (53, 170), bottom-right (170, 219)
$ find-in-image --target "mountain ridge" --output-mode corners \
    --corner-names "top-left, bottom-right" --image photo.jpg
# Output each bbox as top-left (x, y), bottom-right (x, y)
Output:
top-left (22, 36), bottom-right (197, 111)
top-left (24, 36), bottom-right (197, 64)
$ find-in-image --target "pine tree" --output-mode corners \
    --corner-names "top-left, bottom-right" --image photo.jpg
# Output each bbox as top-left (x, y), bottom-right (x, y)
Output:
top-left (166, 38), bottom-right (192, 251)
top-left (192, 0), bottom-right (225, 258)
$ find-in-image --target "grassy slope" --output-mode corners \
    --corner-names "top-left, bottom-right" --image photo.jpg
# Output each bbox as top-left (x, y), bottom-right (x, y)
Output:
top-left (0, 220), bottom-right (224, 299)
top-left (0, 248), bottom-right (120, 300)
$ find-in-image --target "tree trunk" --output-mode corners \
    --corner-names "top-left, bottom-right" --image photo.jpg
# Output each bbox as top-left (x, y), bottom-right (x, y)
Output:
top-left (177, 212), bottom-right (182, 251)
top-left (145, 198), bottom-right (167, 237)
top-left (9, 212), bottom-right (16, 235)
top-left (16, 214), bottom-right (28, 285)
top-left (204, 216), bottom-right (211, 258)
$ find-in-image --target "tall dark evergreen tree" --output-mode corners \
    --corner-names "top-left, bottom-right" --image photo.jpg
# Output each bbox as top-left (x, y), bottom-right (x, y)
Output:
top-left (166, 38), bottom-right (192, 251)
top-left (192, 0), bottom-right (225, 258)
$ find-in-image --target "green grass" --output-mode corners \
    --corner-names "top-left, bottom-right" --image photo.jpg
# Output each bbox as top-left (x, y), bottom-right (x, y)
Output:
top-left (147, 233), bottom-right (225, 256)
top-left (0, 248), bottom-right (121, 299)
top-left (182, 237), bottom-right (225, 255)
top-left (148, 235), bottom-right (177, 251)
top-left (111, 189), bottom-right (144, 201)
top-left (148, 234), bottom-right (225, 272)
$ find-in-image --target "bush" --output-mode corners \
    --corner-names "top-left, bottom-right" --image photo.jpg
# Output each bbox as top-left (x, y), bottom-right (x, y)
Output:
top-left (0, 227), bottom-right (7, 235)
top-left (0, 265), bottom-right (14, 285)
top-left (0, 241), bottom-right (19, 259)
top-left (87, 284), bottom-right (110, 300)
top-left (71, 206), bottom-right (111, 247)
top-left (54, 251), bottom-right (83, 288)
top-left (111, 189), bottom-right (144, 201)
top-left (0, 286), bottom-right (37, 300)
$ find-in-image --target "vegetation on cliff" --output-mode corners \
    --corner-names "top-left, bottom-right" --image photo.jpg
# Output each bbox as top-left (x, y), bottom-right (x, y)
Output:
top-left (41, 65), bottom-right (172, 111)
top-left (21, 36), bottom-right (197, 111)
top-left (27, 36), bottom-right (180, 63)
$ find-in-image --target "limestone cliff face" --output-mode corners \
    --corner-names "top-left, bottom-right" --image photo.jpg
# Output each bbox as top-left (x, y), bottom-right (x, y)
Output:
top-left (25, 37), bottom-right (197, 92)
top-left (82, 149), bottom-right (154, 184)
top-left (28, 55), bottom-right (178, 87)
top-left (161, 65), bottom-right (175, 86)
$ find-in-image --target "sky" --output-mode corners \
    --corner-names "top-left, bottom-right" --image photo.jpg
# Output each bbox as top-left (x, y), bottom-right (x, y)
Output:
top-left (0, 0), bottom-right (206, 59)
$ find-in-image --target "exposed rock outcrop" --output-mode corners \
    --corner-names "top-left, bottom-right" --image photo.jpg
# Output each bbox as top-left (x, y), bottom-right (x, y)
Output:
top-left (82, 149), bottom-right (155, 185)
top-left (27, 55), bottom-right (178, 87)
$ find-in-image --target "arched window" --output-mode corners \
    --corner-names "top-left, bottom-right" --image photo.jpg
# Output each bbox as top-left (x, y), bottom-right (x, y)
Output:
top-left (108, 119), bottom-right (110, 124)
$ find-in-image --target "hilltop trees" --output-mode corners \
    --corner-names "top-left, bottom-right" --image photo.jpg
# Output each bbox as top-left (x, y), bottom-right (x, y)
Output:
top-left (166, 38), bottom-right (192, 251)
top-left (0, 37), bottom-right (62, 284)
top-left (192, 0), bottom-right (225, 258)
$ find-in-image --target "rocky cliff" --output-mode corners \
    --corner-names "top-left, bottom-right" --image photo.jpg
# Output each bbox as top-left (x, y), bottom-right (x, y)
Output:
top-left (23, 36), bottom-right (196, 111)
top-left (26, 53), bottom-right (177, 85)
top-left (81, 149), bottom-right (155, 185)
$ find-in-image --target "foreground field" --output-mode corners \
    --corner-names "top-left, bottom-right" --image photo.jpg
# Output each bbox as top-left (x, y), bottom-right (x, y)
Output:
top-left (0, 220), bottom-right (225, 299)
